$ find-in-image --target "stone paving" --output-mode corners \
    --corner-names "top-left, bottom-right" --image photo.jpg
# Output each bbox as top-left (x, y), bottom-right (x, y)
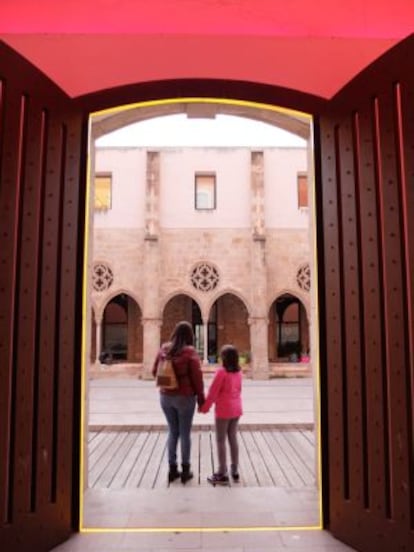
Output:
top-left (87, 376), bottom-right (317, 428)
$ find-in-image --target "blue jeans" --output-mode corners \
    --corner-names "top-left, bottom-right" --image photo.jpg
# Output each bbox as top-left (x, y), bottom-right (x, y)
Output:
top-left (160, 394), bottom-right (196, 465)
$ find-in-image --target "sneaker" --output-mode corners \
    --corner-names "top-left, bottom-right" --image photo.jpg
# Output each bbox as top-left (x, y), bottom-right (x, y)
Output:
top-left (207, 473), bottom-right (229, 486)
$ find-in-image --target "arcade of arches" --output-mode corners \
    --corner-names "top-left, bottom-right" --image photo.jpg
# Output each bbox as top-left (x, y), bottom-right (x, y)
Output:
top-left (90, 291), bottom-right (309, 374)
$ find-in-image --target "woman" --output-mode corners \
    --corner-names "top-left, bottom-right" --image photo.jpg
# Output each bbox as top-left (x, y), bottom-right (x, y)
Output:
top-left (153, 320), bottom-right (205, 484)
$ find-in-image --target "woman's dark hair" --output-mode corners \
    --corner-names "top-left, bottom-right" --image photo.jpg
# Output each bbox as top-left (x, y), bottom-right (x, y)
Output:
top-left (168, 321), bottom-right (194, 357)
top-left (220, 344), bottom-right (241, 373)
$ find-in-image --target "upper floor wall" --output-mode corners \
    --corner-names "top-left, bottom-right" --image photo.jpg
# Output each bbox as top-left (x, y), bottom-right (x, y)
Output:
top-left (94, 146), bottom-right (308, 230)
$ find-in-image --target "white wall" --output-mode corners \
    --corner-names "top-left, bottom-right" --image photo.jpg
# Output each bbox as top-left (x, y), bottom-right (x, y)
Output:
top-left (265, 148), bottom-right (308, 229)
top-left (94, 147), bottom-right (146, 228)
top-left (160, 148), bottom-right (251, 228)
top-left (94, 146), bottom-right (309, 230)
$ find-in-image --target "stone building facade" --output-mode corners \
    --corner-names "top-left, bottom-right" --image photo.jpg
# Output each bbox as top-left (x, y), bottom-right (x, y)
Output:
top-left (90, 146), bottom-right (312, 379)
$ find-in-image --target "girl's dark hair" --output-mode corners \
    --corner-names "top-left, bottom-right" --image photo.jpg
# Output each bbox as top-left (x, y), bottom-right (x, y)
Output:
top-left (168, 321), bottom-right (194, 357)
top-left (220, 344), bottom-right (241, 373)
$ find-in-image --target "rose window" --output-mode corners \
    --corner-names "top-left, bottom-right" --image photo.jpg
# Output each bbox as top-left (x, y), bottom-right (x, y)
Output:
top-left (296, 263), bottom-right (310, 292)
top-left (190, 262), bottom-right (219, 292)
top-left (92, 262), bottom-right (114, 292)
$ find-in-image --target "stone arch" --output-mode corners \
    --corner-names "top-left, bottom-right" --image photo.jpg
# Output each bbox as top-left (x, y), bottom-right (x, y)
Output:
top-left (269, 287), bottom-right (310, 321)
top-left (159, 288), bottom-right (203, 319)
top-left (97, 287), bottom-right (142, 321)
top-left (92, 100), bottom-right (310, 141)
top-left (101, 292), bottom-right (143, 363)
top-left (207, 288), bottom-right (252, 318)
top-left (268, 292), bottom-right (309, 362)
top-left (207, 291), bottom-right (250, 363)
top-left (160, 293), bottom-right (203, 353)
top-left (81, 76), bottom-right (323, 122)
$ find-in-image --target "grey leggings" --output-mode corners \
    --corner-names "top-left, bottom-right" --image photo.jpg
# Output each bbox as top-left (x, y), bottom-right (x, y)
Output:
top-left (215, 417), bottom-right (240, 474)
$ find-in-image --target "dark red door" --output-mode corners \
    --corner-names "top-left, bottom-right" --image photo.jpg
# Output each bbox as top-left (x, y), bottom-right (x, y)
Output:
top-left (317, 36), bottom-right (414, 551)
top-left (0, 42), bottom-right (86, 551)
top-left (2, 30), bottom-right (414, 552)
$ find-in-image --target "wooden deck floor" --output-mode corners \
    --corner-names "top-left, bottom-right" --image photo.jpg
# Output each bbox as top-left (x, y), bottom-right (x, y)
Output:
top-left (88, 427), bottom-right (316, 490)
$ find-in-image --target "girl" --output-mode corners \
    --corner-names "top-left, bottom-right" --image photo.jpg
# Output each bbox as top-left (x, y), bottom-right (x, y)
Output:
top-left (200, 344), bottom-right (243, 485)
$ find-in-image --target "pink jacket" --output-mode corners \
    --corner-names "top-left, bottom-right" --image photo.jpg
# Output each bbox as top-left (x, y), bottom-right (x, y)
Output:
top-left (200, 367), bottom-right (242, 419)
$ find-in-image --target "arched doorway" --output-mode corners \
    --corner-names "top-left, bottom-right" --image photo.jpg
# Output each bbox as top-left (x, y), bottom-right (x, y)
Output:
top-left (208, 293), bottom-right (250, 364)
top-left (268, 293), bottom-right (309, 362)
top-left (161, 294), bottom-right (202, 353)
top-left (101, 293), bottom-right (143, 363)
top-left (85, 106), bottom-right (317, 530)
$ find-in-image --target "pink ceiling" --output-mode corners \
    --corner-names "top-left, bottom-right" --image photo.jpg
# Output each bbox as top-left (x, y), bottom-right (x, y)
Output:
top-left (0, 0), bottom-right (413, 99)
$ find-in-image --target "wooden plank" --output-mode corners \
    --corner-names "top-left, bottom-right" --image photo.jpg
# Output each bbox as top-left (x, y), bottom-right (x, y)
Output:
top-left (253, 430), bottom-right (290, 487)
top-left (88, 430), bottom-right (118, 468)
top-left (126, 431), bottom-right (158, 487)
top-left (282, 431), bottom-right (315, 482)
top-left (355, 98), bottom-right (388, 516)
top-left (242, 430), bottom-right (274, 486)
top-left (266, 430), bottom-right (304, 487)
top-left (139, 431), bottom-right (166, 489)
top-left (89, 432), bottom-right (127, 487)
top-left (153, 439), bottom-right (168, 488)
top-left (0, 82), bottom-right (23, 525)
top-left (337, 115), bottom-right (366, 508)
top-left (190, 429), bottom-right (201, 485)
top-left (88, 430), bottom-right (102, 445)
top-left (277, 431), bottom-right (315, 486)
top-left (54, 114), bottom-right (83, 511)
top-left (93, 431), bottom-right (133, 488)
top-left (110, 431), bottom-right (150, 489)
top-left (152, 430), bottom-right (168, 488)
top-left (376, 90), bottom-right (411, 523)
top-left (36, 116), bottom-right (65, 510)
top-left (86, 428), bottom-right (318, 490)
top-left (284, 430), bottom-right (315, 468)
top-left (301, 429), bottom-right (315, 446)
top-left (88, 428), bottom-right (108, 456)
top-left (14, 100), bottom-right (45, 514)
top-left (319, 115), bottom-right (348, 508)
top-left (238, 430), bottom-right (259, 487)
top-left (9, 94), bottom-right (34, 515)
top-left (199, 429), bottom-right (214, 486)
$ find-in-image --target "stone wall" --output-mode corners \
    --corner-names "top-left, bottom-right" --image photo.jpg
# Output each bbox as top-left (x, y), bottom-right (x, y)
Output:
top-left (90, 146), bottom-right (312, 378)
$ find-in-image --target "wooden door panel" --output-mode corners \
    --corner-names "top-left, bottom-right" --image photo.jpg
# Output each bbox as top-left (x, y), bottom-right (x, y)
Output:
top-left (0, 41), bottom-right (85, 552)
top-left (318, 36), bottom-right (414, 551)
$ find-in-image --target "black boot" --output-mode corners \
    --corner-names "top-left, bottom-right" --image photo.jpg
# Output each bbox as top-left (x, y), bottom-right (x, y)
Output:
top-left (181, 463), bottom-right (193, 484)
top-left (168, 464), bottom-right (181, 483)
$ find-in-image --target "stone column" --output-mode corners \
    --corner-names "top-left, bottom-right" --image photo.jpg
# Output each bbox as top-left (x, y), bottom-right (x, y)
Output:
top-left (203, 319), bottom-right (209, 365)
top-left (249, 317), bottom-right (269, 379)
top-left (142, 151), bottom-right (161, 378)
top-left (95, 315), bottom-right (102, 364)
top-left (142, 317), bottom-right (162, 378)
top-left (250, 151), bottom-right (269, 378)
top-left (145, 151), bottom-right (160, 238)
